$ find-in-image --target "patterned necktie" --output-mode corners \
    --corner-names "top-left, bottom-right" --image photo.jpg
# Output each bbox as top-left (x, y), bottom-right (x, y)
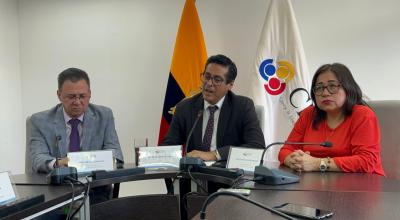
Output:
top-left (69, 118), bottom-right (81, 152)
top-left (201, 106), bottom-right (218, 151)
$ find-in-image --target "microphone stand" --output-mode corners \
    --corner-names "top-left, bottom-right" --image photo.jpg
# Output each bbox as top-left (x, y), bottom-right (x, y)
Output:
top-left (254, 141), bottom-right (332, 185)
top-left (254, 142), bottom-right (299, 185)
top-left (179, 110), bottom-right (205, 171)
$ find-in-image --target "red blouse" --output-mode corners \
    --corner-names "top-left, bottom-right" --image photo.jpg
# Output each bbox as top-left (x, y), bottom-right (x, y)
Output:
top-left (278, 105), bottom-right (385, 176)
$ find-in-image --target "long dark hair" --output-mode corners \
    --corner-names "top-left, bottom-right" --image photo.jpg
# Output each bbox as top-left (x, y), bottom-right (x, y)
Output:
top-left (311, 63), bottom-right (367, 129)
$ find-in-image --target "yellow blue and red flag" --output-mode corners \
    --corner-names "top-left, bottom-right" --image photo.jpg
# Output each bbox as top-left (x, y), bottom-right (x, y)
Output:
top-left (158, 0), bottom-right (207, 144)
top-left (251, 0), bottom-right (312, 161)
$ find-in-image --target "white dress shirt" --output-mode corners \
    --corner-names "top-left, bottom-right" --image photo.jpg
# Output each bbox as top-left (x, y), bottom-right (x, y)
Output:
top-left (202, 96), bottom-right (225, 153)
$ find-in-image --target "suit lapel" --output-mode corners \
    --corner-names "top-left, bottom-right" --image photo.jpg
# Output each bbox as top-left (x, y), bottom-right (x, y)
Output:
top-left (217, 94), bottom-right (231, 148)
top-left (192, 96), bottom-right (204, 150)
top-left (54, 105), bottom-right (68, 157)
top-left (81, 106), bottom-right (94, 151)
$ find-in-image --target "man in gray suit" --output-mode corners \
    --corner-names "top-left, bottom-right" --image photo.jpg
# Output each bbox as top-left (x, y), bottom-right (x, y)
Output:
top-left (30, 67), bottom-right (124, 173)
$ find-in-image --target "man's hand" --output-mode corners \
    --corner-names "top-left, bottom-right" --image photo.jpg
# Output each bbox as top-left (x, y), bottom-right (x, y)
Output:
top-left (187, 150), bottom-right (217, 161)
top-left (57, 157), bottom-right (69, 167)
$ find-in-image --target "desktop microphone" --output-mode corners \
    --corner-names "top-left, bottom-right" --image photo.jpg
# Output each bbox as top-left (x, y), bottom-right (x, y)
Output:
top-left (259, 141), bottom-right (332, 166)
top-left (55, 135), bottom-right (62, 158)
top-left (254, 141), bottom-right (332, 185)
top-left (47, 135), bottom-right (79, 185)
top-left (47, 167), bottom-right (78, 185)
top-left (199, 191), bottom-right (296, 220)
top-left (179, 110), bottom-right (206, 171)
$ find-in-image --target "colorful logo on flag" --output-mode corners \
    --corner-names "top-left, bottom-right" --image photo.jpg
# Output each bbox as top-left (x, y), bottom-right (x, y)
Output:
top-left (258, 59), bottom-right (295, 95)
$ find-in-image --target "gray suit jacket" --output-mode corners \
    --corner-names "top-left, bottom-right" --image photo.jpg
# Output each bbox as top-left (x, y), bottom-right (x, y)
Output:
top-left (30, 103), bottom-right (124, 173)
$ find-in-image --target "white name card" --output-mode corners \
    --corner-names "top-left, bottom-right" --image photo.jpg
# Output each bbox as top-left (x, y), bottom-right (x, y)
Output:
top-left (227, 147), bottom-right (264, 173)
top-left (0, 171), bottom-right (16, 205)
top-left (137, 145), bottom-right (182, 168)
top-left (68, 150), bottom-right (114, 173)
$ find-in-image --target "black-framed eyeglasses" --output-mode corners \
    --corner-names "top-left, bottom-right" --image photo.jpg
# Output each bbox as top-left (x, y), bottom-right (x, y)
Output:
top-left (64, 94), bottom-right (89, 101)
top-left (313, 83), bottom-right (341, 96)
top-left (201, 73), bottom-right (225, 86)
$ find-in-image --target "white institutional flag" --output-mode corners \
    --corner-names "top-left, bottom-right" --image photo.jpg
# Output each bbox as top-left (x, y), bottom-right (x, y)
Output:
top-left (252, 0), bottom-right (312, 162)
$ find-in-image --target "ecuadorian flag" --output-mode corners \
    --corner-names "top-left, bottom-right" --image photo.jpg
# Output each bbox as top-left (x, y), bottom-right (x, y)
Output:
top-left (158, 0), bottom-right (207, 144)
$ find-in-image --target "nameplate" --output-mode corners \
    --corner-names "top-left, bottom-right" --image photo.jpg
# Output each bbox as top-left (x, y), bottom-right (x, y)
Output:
top-left (0, 171), bottom-right (16, 205)
top-left (227, 147), bottom-right (264, 173)
top-left (137, 145), bottom-right (182, 168)
top-left (68, 150), bottom-right (114, 173)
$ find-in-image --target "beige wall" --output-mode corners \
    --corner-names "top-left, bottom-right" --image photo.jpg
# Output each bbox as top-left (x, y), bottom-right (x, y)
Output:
top-left (0, 0), bottom-right (23, 174)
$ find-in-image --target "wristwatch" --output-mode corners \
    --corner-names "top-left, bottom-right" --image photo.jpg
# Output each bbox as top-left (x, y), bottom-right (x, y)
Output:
top-left (213, 150), bottom-right (221, 160)
top-left (319, 158), bottom-right (328, 172)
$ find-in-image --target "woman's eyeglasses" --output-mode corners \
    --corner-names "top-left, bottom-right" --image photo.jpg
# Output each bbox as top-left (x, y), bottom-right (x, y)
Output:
top-left (313, 83), bottom-right (341, 96)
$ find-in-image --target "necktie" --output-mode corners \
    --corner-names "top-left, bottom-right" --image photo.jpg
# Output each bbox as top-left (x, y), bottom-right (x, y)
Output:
top-left (201, 106), bottom-right (218, 151)
top-left (69, 118), bottom-right (81, 152)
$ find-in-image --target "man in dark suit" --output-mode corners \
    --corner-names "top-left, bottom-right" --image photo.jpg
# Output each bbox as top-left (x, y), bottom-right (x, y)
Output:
top-left (162, 54), bottom-right (265, 161)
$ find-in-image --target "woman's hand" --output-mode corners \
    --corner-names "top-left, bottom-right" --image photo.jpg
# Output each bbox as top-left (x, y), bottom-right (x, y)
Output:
top-left (284, 151), bottom-right (303, 170)
top-left (284, 150), bottom-right (320, 171)
top-left (295, 151), bottom-right (320, 171)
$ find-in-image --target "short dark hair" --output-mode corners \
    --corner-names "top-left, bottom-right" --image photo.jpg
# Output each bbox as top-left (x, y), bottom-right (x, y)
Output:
top-left (58, 67), bottom-right (90, 90)
top-left (311, 63), bottom-right (367, 129)
top-left (204, 54), bottom-right (237, 83)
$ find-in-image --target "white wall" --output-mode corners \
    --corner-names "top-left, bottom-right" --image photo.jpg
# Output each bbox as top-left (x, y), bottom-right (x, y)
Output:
top-left (18, 0), bottom-right (183, 167)
top-left (2, 0), bottom-right (400, 192)
top-left (0, 0), bottom-right (23, 174)
top-left (292, 0), bottom-right (400, 100)
top-left (197, 0), bottom-right (400, 100)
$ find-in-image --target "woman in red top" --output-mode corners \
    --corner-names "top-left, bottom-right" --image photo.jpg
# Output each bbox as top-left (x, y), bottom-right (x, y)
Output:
top-left (279, 63), bottom-right (385, 176)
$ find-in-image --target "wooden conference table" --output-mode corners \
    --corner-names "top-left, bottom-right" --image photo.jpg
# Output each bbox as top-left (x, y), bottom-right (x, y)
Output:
top-left (191, 169), bottom-right (400, 220)
top-left (7, 165), bottom-right (400, 220)
top-left (2, 184), bottom-right (86, 220)
top-left (193, 190), bottom-right (400, 220)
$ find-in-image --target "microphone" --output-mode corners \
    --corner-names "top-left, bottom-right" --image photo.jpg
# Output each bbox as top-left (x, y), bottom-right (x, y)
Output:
top-left (47, 135), bottom-right (78, 185)
top-left (255, 141), bottom-right (332, 185)
top-left (54, 135), bottom-right (62, 167)
top-left (199, 191), bottom-right (296, 220)
top-left (55, 135), bottom-right (62, 157)
top-left (179, 110), bottom-right (206, 171)
top-left (259, 141), bottom-right (332, 166)
top-left (184, 110), bottom-right (203, 154)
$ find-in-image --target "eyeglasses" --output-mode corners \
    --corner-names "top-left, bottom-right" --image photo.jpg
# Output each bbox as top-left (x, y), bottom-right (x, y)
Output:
top-left (201, 73), bottom-right (225, 86)
top-left (313, 83), bottom-right (341, 96)
top-left (64, 94), bottom-right (89, 101)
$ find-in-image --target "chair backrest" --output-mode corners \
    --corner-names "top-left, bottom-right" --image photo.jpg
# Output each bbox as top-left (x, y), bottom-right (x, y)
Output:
top-left (254, 105), bottom-right (265, 132)
top-left (25, 116), bottom-right (33, 173)
top-left (91, 194), bottom-right (179, 220)
top-left (368, 100), bottom-right (400, 179)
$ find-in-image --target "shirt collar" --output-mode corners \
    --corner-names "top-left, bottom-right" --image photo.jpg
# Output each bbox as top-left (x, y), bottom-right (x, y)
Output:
top-left (204, 95), bottom-right (225, 111)
top-left (63, 107), bottom-right (84, 124)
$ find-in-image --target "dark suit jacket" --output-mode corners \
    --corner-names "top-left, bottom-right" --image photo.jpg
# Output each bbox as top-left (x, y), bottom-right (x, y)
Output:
top-left (162, 91), bottom-right (265, 160)
top-left (30, 103), bottom-right (124, 173)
